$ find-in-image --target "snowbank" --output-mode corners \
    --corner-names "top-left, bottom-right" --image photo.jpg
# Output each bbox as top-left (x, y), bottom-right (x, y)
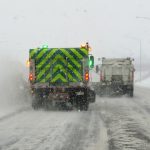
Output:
top-left (136, 77), bottom-right (150, 88)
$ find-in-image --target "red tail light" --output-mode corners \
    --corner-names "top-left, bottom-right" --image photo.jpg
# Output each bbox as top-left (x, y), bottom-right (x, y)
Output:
top-left (29, 73), bottom-right (33, 81)
top-left (85, 72), bottom-right (89, 81)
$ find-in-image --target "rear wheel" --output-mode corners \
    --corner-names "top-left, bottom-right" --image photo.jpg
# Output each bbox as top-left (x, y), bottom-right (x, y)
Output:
top-left (32, 100), bottom-right (40, 110)
top-left (78, 98), bottom-right (89, 111)
top-left (32, 94), bottom-right (42, 110)
top-left (128, 90), bottom-right (133, 97)
top-left (83, 101), bottom-right (89, 111)
top-left (88, 90), bottom-right (96, 103)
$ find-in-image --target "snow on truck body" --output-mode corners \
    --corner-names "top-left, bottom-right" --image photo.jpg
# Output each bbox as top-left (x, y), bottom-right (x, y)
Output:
top-left (28, 45), bottom-right (95, 110)
top-left (101, 58), bottom-right (134, 84)
top-left (96, 57), bottom-right (135, 97)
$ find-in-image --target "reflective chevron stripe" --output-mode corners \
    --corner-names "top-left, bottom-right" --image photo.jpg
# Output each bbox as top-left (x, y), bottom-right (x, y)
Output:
top-left (38, 60), bottom-right (80, 83)
top-left (30, 48), bottom-right (40, 59)
top-left (51, 74), bottom-right (68, 83)
top-left (29, 48), bottom-right (88, 83)
top-left (36, 48), bottom-right (57, 69)
top-left (36, 55), bottom-right (66, 82)
top-left (60, 49), bottom-right (81, 67)
top-left (76, 48), bottom-right (88, 57)
top-left (36, 51), bottom-right (81, 82)
top-left (37, 50), bottom-right (61, 71)
top-left (36, 48), bottom-right (47, 59)
top-left (70, 48), bottom-right (83, 60)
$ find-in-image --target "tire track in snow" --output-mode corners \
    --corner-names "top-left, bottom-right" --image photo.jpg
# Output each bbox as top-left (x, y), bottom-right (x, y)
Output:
top-left (0, 111), bottom-right (86, 150)
top-left (57, 111), bottom-right (106, 150)
top-left (59, 111), bottom-right (93, 150)
top-left (96, 90), bottom-right (150, 150)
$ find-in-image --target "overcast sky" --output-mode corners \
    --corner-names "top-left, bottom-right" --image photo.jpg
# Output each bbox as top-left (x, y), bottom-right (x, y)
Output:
top-left (0, 0), bottom-right (150, 66)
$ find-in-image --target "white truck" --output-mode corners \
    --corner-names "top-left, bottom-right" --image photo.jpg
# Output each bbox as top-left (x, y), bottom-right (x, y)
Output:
top-left (96, 57), bottom-right (135, 97)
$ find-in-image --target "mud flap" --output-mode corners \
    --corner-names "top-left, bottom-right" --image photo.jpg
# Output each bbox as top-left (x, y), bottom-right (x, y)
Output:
top-left (88, 90), bottom-right (96, 103)
top-left (77, 89), bottom-right (89, 111)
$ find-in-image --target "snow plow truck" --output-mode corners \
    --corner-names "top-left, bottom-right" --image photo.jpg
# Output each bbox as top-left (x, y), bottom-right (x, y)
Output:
top-left (28, 43), bottom-right (95, 110)
top-left (95, 57), bottom-right (135, 97)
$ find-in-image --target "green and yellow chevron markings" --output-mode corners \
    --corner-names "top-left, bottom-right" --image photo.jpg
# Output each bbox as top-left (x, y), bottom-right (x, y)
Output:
top-left (36, 48), bottom-right (57, 69)
top-left (37, 49), bottom-right (61, 72)
top-left (40, 78), bottom-right (45, 83)
top-left (36, 69), bottom-right (46, 82)
top-left (44, 58), bottom-right (66, 82)
top-left (76, 48), bottom-right (88, 57)
top-left (39, 68), bottom-right (67, 83)
top-left (36, 54), bottom-right (66, 82)
top-left (46, 61), bottom-right (78, 81)
top-left (45, 73), bottom-right (50, 82)
top-left (37, 52), bottom-right (61, 81)
top-left (67, 63), bottom-right (81, 81)
top-left (69, 48), bottom-right (83, 61)
top-left (29, 48), bottom-right (39, 59)
top-left (51, 63), bottom-right (81, 82)
top-left (51, 54), bottom-right (66, 66)
top-left (34, 48), bottom-right (87, 83)
top-left (80, 48), bottom-right (88, 56)
top-left (51, 74), bottom-right (68, 83)
top-left (51, 55), bottom-right (82, 81)
top-left (37, 60), bottom-right (81, 83)
top-left (39, 48), bottom-right (82, 71)
top-left (35, 49), bottom-right (58, 81)
top-left (60, 48), bottom-right (81, 68)
top-left (36, 48), bottom-right (47, 60)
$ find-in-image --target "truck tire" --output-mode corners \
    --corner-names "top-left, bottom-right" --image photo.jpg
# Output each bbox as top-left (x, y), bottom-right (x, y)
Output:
top-left (83, 101), bottom-right (89, 111)
top-left (88, 90), bottom-right (96, 103)
top-left (79, 99), bottom-right (89, 111)
top-left (129, 90), bottom-right (133, 97)
top-left (43, 99), bottom-right (52, 110)
top-left (32, 99), bottom-right (39, 110)
top-left (92, 94), bottom-right (96, 103)
top-left (32, 94), bottom-right (42, 110)
top-left (98, 86), bottom-right (104, 96)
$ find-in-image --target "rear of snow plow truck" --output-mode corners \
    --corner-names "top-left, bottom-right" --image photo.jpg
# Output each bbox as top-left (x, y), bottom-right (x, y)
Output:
top-left (95, 57), bottom-right (135, 97)
top-left (28, 44), bottom-right (95, 110)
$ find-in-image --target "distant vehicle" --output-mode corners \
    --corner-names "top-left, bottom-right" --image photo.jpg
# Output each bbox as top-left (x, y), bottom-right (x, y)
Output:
top-left (28, 43), bottom-right (95, 111)
top-left (95, 57), bottom-right (135, 97)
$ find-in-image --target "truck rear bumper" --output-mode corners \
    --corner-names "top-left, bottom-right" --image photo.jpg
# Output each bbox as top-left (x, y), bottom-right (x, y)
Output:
top-left (31, 86), bottom-right (89, 102)
top-left (48, 93), bottom-right (69, 102)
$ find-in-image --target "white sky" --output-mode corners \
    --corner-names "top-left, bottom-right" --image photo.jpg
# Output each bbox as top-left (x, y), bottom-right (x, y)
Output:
top-left (0, 0), bottom-right (150, 66)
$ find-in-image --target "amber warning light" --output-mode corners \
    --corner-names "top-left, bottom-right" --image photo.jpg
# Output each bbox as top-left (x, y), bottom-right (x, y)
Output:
top-left (85, 72), bottom-right (89, 81)
top-left (26, 60), bottom-right (30, 67)
top-left (29, 73), bottom-right (33, 81)
top-left (80, 42), bottom-right (92, 51)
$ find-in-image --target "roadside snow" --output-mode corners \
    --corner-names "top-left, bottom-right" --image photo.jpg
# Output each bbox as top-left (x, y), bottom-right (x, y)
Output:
top-left (136, 77), bottom-right (150, 88)
top-left (97, 90), bottom-right (150, 150)
top-left (0, 57), bottom-right (30, 118)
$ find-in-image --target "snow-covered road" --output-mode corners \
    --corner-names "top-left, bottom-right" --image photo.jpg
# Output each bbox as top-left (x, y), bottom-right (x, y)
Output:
top-left (0, 108), bottom-right (107, 150)
top-left (0, 86), bottom-right (150, 150)
top-left (97, 87), bottom-right (150, 150)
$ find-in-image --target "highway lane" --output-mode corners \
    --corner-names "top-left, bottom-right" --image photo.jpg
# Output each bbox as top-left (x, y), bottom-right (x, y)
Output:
top-left (0, 86), bottom-right (150, 150)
